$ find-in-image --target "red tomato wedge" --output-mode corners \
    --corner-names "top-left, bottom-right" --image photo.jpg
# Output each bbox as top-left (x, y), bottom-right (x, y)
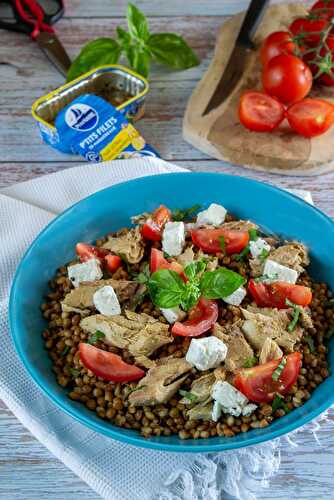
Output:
top-left (260, 31), bottom-right (296, 66)
top-left (150, 248), bottom-right (185, 278)
top-left (239, 91), bottom-right (285, 132)
top-left (248, 280), bottom-right (312, 309)
top-left (104, 254), bottom-right (122, 273)
top-left (79, 343), bottom-right (145, 382)
top-left (171, 298), bottom-right (218, 337)
top-left (234, 352), bottom-right (302, 403)
top-left (76, 243), bottom-right (110, 264)
top-left (286, 98), bottom-right (334, 137)
top-left (141, 205), bottom-right (171, 241)
top-left (191, 228), bottom-right (249, 254)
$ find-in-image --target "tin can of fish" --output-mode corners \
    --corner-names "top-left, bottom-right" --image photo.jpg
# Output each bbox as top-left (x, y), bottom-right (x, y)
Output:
top-left (31, 65), bottom-right (149, 153)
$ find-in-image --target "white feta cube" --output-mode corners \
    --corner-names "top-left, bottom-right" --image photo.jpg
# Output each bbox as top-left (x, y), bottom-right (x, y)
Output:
top-left (196, 203), bottom-right (227, 227)
top-left (242, 404), bottom-right (258, 417)
top-left (68, 258), bottom-right (102, 288)
top-left (93, 285), bottom-right (121, 316)
top-left (263, 259), bottom-right (298, 284)
top-left (186, 336), bottom-right (228, 371)
top-left (223, 286), bottom-right (247, 306)
top-left (249, 238), bottom-right (271, 259)
top-left (211, 400), bottom-right (222, 422)
top-left (160, 306), bottom-right (183, 324)
top-left (211, 381), bottom-right (256, 417)
top-left (162, 222), bottom-right (185, 256)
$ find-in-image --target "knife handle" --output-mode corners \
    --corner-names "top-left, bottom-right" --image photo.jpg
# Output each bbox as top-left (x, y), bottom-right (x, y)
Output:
top-left (237, 0), bottom-right (270, 48)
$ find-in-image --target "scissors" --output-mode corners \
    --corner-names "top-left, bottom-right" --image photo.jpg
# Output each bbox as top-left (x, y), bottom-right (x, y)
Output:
top-left (0, 0), bottom-right (71, 76)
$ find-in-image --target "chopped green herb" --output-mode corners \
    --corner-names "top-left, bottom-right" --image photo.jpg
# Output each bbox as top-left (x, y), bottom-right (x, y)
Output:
top-left (179, 390), bottom-right (198, 403)
top-left (243, 356), bottom-right (258, 368)
top-left (304, 335), bottom-right (315, 353)
top-left (61, 345), bottom-right (70, 357)
top-left (272, 394), bottom-right (290, 413)
top-left (163, 251), bottom-right (171, 259)
top-left (254, 273), bottom-right (279, 283)
top-left (325, 326), bottom-right (334, 339)
top-left (88, 330), bottom-right (106, 344)
top-left (272, 357), bottom-right (287, 381)
top-left (325, 298), bottom-right (334, 307)
top-left (249, 228), bottom-right (258, 241)
top-left (286, 298), bottom-right (301, 332)
top-left (171, 204), bottom-right (201, 221)
top-left (70, 368), bottom-right (81, 378)
top-left (132, 291), bottom-right (149, 309)
top-left (134, 263), bottom-right (150, 285)
top-left (219, 235), bottom-right (225, 252)
top-left (234, 245), bottom-right (250, 262)
top-left (259, 248), bottom-right (270, 263)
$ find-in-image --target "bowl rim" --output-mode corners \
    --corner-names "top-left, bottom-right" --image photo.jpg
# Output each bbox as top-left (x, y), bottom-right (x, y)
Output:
top-left (9, 171), bottom-right (334, 452)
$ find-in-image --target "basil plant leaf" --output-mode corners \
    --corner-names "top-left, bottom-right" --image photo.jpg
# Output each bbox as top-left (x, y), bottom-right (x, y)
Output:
top-left (67, 38), bottom-right (122, 82)
top-left (184, 260), bottom-right (206, 281)
top-left (148, 269), bottom-right (186, 308)
top-left (200, 267), bottom-right (246, 299)
top-left (127, 3), bottom-right (150, 41)
top-left (180, 282), bottom-right (201, 311)
top-left (116, 26), bottom-right (132, 48)
top-left (147, 33), bottom-right (200, 70)
top-left (124, 45), bottom-right (151, 77)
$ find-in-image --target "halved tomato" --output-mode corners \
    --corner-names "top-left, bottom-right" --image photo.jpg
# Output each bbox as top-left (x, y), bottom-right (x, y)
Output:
top-left (248, 280), bottom-right (312, 308)
top-left (191, 228), bottom-right (249, 254)
top-left (150, 248), bottom-right (185, 277)
top-left (171, 298), bottom-right (218, 337)
top-left (286, 98), bottom-right (334, 137)
top-left (76, 243), bottom-right (110, 264)
top-left (79, 343), bottom-right (145, 382)
top-left (239, 91), bottom-right (285, 132)
top-left (234, 352), bottom-right (302, 403)
top-left (141, 205), bottom-right (171, 241)
top-left (105, 254), bottom-right (122, 273)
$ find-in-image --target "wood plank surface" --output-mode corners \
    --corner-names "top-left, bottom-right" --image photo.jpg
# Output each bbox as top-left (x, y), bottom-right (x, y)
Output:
top-left (1, 1), bottom-right (334, 499)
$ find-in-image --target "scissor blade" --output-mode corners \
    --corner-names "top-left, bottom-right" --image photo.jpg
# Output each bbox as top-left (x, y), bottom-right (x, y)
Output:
top-left (202, 43), bottom-right (251, 116)
top-left (36, 31), bottom-right (71, 77)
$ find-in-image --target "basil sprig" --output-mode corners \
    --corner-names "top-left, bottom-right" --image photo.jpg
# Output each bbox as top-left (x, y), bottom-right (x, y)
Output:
top-left (148, 264), bottom-right (245, 310)
top-left (67, 3), bottom-right (199, 81)
top-left (272, 394), bottom-right (290, 413)
top-left (286, 298), bottom-right (301, 332)
top-left (172, 204), bottom-right (201, 221)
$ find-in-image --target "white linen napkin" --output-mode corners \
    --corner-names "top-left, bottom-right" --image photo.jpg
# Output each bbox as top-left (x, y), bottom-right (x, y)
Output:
top-left (0, 157), bottom-right (326, 500)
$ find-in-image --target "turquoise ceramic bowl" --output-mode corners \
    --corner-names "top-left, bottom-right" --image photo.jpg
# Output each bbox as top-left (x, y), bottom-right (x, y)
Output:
top-left (9, 173), bottom-right (334, 452)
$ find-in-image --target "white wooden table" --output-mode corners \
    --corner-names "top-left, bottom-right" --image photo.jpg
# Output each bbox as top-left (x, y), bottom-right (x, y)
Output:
top-left (1, 1), bottom-right (334, 498)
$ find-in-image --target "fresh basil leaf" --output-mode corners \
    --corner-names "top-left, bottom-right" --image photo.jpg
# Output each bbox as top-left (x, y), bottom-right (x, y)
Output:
top-left (200, 267), bottom-right (246, 299)
top-left (116, 26), bottom-right (132, 48)
top-left (259, 248), bottom-right (270, 263)
top-left (67, 38), bottom-right (122, 82)
top-left (147, 33), bottom-right (199, 70)
top-left (172, 204), bottom-right (201, 221)
top-left (219, 235), bottom-right (225, 252)
top-left (88, 330), bottom-right (106, 345)
top-left (272, 394), bottom-right (290, 413)
top-left (286, 299), bottom-right (301, 332)
top-left (184, 260), bottom-right (206, 281)
top-left (134, 263), bottom-right (150, 285)
top-left (127, 3), bottom-right (150, 41)
top-left (325, 298), bottom-right (334, 307)
top-left (180, 281), bottom-right (201, 311)
top-left (243, 356), bottom-right (257, 368)
top-left (70, 368), bottom-right (81, 378)
top-left (234, 245), bottom-right (250, 262)
top-left (249, 228), bottom-right (258, 241)
top-left (304, 335), bottom-right (315, 353)
top-left (61, 345), bottom-right (70, 357)
top-left (148, 269), bottom-right (186, 308)
top-left (272, 357), bottom-right (287, 381)
top-left (179, 390), bottom-right (198, 403)
top-left (124, 44), bottom-right (151, 77)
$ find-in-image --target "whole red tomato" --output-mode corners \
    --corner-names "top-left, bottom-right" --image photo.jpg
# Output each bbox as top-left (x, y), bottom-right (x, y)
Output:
top-left (262, 54), bottom-right (313, 104)
top-left (286, 98), bottom-right (334, 137)
top-left (310, 0), bottom-right (334, 21)
top-left (289, 16), bottom-right (329, 46)
top-left (260, 31), bottom-right (296, 66)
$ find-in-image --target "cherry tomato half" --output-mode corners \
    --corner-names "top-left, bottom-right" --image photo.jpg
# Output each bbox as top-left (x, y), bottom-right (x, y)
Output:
top-left (262, 54), bottom-right (313, 105)
top-left (260, 31), bottom-right (296, 66)
top-left (141, 205), bottom-right (171, 241)
top-left (150, 248), bottom-right (185, 279)
top-left (79, 343), bottom-right (145, 382)
top-left (191, 228), bottom-right (249, 254)
top-left (104, 254), bottom-right (122, 273)
top-left (171, 298), bottom-right (218, 337)
top-left (239, 91), bottom-right (285, 132)
top-left (234, 352), bottom-right (302, 403)
top-left (248, 279), bottom-right (313, 308)
top-left (286, 98), bottom-right (334, 137)
top-left (76, 243), bottom-right (110, 264)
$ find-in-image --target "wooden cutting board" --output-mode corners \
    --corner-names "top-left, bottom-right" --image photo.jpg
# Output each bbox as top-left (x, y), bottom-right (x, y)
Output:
top-left (183, 3), bottom-right (334, 176)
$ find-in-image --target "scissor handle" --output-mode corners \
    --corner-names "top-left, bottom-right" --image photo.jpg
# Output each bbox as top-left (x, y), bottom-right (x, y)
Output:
top-left (14, 0), bottom-right (54, 38)
top-left (0, 0), bottom-right (31, 34)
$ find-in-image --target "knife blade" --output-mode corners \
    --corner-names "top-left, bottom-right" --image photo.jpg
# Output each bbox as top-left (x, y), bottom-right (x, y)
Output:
top-left (202, 0), bottom-right (269, 116)
top-left (36, 31), bottom-right (72, 77)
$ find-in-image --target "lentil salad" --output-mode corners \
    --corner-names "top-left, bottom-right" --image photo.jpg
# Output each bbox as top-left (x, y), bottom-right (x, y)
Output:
top-left (40, 203), bottom-right (332, 439)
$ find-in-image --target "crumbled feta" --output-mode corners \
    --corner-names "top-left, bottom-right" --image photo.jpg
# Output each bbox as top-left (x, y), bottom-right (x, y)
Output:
top-left (211, 400), bottom-right (222, 422)
top-left (242, 403), bottom-right (258, 417)
top-left (263, 259), bottom-right (298, 284)
top-left (211, 381), bottom-right (257, 417)
top-left (249, 238), bottom-right (271, 259)
top-left (186, 336), bottom-right (228, 371)
top-left (223, 286), bottom-right (247, 306)
top-left (67, 259), bottom-right (102, 288)
top-left (162, 221), bottom-right (185, 256)
top-left (160, 306), bottom-right (183, 324)
top-left (196, 203), bottom-right (227, 227)
top-left (93, 285), bottom-right (121, 316)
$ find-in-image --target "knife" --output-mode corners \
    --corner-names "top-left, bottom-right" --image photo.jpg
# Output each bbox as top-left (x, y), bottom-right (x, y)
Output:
top-left (202, 0), bottom-right (269, 116)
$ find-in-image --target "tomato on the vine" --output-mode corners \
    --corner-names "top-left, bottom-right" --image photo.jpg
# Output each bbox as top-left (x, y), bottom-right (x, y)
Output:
top-left (260, 31), bottom-right (297, 66)
top-left (286, 98), bottom-right (334, 137)
top-left (262, 54), bottom-right (313, 104)
top-left (310, 0), bottom-right (334, 21)
top-left (289, 17), bottom-right (330, 47)
top-left (238, 91), bottom-right (285, 132)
